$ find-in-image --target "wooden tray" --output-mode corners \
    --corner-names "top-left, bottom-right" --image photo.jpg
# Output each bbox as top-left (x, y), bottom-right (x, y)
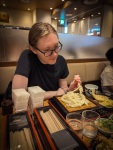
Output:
top-left (56, 96), bottom-right (97, 112)
top-left (34, 107), bottom-right (89, 150)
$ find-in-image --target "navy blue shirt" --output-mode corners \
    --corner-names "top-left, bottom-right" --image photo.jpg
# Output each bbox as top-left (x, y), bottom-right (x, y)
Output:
top-left (15, 50), bottom-right (69, 91)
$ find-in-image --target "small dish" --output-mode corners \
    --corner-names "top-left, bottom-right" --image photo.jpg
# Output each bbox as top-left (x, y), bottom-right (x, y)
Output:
top-left (99, 104), bottom-right (113, 109)
top-left (96, 118), bottom-right (113, 135)
top-left (85, 84), bottom-right (98, 90)
top-left (99, 100), bottom-right (113, 109)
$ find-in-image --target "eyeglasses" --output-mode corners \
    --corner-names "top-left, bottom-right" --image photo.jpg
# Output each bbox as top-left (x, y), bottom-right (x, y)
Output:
top-left (35, 42), bottom-right (63, 57)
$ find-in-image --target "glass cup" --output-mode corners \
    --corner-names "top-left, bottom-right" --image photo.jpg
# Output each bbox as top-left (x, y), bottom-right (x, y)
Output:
top-left (66, 112), bottom-right (83, 137)
top-left (82, 110), bottom-right (100, 138)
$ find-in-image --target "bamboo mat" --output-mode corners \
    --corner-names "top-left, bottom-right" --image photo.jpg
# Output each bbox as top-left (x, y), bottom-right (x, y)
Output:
top-left (0, 108), bottom-right (7, 150)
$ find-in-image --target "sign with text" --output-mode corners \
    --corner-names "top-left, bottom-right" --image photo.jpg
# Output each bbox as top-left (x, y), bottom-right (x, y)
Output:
top-left (0, 12), bottom-right (9, 22)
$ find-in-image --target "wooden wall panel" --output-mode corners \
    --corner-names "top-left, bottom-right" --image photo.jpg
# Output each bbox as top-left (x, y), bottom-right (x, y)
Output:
top-left (0, 28), bottom-right (29, 62)
top-left (0, 29), bottom-right (5, 61)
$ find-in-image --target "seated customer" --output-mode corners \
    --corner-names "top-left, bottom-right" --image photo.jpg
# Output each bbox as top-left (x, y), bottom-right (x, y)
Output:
top-left (12, 22), bottom-right (81, 100)
top-left (100, 48), bottom-right (113, 97)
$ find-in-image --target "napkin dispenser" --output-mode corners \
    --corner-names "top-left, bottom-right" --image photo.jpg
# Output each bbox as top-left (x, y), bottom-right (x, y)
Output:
top-left (1, 99), bottom-right (13, 115)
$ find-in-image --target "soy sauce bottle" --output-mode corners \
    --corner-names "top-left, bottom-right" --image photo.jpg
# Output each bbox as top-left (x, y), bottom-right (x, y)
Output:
top-left (1, 99), bottom-right (13, 115)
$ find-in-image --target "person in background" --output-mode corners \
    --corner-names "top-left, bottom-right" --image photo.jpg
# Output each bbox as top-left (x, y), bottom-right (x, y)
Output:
top-left (12, 22), bottom-right (81, 100)
top-left (92, 30), bottom-right (98, 36)
top-left (100, 48), bottom-right (113, 97)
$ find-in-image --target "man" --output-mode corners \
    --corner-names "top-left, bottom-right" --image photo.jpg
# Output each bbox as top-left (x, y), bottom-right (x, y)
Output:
top-left (12, 22), bottom-right (81, 100)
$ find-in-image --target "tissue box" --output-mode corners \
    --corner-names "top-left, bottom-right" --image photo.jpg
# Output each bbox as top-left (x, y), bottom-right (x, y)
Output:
top-left (12, 89), bottom-right (30, 113)
top-left (28, 86), bottom-right (45, 99)
top-left (28, 86), bottom-right (45, 110)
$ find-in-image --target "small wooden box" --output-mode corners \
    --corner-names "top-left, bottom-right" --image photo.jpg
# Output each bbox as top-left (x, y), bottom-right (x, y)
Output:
top-left (34, 106), bottom-right (89, 150)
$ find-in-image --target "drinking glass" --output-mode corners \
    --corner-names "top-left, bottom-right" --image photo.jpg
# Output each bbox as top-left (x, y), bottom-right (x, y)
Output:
top-left (66, 112), bottom-right (83, 137)
top-left (82, 110), bottom-right (100, 138)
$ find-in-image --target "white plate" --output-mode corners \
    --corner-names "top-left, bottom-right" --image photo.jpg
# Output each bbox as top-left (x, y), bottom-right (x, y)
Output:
top-left (85, 84), bottom-right (98, 90)
top-left (96, 118), bottom-right (113, 134)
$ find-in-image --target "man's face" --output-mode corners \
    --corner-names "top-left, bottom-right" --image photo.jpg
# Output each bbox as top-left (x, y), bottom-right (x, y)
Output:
top-left (34, 33), bottom-right (59, 65)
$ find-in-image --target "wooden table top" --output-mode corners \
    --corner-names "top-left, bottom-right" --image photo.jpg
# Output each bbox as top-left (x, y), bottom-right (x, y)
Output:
top-left (1, 100), bottom-right (112, 150)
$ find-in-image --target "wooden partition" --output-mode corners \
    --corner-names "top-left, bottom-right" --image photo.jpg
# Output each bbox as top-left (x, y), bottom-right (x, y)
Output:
top-left (0, 28), bottom-right (113, 62)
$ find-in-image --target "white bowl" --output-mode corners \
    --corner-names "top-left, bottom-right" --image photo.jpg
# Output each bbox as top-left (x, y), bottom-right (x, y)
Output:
top-left (85, 84), bottom-right (98, 90)
top-left (96, 118), bottom-right (113, 135)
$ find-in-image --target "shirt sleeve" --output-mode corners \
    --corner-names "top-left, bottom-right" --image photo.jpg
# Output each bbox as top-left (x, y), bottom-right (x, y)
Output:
top-left (102, 72), bottom-right (113, 86)
top-left (15, 50), bottom-right (30, 78)
top-left (101, 66), bottom-right (113, 86)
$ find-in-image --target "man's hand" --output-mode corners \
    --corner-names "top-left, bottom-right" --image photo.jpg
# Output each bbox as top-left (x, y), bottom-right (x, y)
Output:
top-left (69, 75), bottom-right (82, 91)
top-left (56, 88), bottom-right (65, 96)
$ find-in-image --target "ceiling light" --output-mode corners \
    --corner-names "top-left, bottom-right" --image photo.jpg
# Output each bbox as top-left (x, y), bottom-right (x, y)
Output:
top-left (83, 18), bottom-right (85, 19)
top-left (62, 0), bottom-right (65, 1)
top-left (98, 12), bottom-right (100, 15)
top-left (55, 18), bottom-right (57, 19)
top-left (91, 15), bottom-right (93, 17)
top-left (50, 8), bottom-right (53, 10)
top-left (74, 8), bottom-right (77, 10)
top-left (28, 8), bottom-right (30, 10)
top-left (3, 3), bottom-right (6, 6)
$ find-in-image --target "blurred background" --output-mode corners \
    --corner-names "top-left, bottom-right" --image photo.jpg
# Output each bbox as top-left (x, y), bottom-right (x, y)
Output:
top-left (0, 0), bottom-right (113, 61)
